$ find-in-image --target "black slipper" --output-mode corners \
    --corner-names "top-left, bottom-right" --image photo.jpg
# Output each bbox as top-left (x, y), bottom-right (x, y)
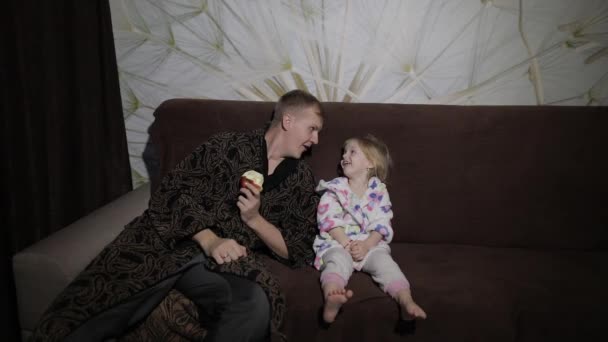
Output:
top-left (318, 306), bottom-right (331, 329)
top-left (395, 319), bottom-right (416, 335)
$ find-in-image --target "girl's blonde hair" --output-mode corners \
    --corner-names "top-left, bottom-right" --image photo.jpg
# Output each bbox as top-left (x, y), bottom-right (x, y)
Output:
top-left (344, 134), bottom-right (392, 182)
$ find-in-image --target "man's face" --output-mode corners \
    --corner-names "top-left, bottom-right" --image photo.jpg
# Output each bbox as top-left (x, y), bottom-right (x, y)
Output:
top-left (283, 105), bottom-right (323, 159)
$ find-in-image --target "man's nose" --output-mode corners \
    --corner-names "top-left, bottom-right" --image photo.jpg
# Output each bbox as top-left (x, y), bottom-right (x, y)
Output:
top-left (311, 132), bottom-right (319, 144)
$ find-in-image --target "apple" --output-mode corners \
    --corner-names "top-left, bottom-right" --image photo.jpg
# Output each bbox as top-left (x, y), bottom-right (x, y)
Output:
top-left (240, 170), bottom-right (264, 191)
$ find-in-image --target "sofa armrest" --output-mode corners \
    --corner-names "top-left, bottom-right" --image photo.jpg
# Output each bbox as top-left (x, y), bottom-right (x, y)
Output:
top-left (12, 183), bottom-right (151, 336)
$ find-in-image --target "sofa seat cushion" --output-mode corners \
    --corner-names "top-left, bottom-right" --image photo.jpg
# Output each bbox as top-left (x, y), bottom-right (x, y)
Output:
top-left (264, 249), bottom-right (516, 341)
top-left (395, 243), bottom-right (608, 306)
top-left (263, 243), bottom-right (608, 341)
top-left (396, 243), bottom-right (608, 341)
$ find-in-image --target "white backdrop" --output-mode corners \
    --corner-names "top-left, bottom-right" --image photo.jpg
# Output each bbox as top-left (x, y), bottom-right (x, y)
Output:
top-left (109, 0), bottom-right (608, 186)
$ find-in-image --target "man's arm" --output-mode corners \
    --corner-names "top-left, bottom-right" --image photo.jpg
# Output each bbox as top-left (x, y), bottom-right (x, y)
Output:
top-left (237, 162), bottom-right (319, 267)
top-left (150, 132), bottom-right (235, 248)
top-left (237, 182), bottom-right (288, 258)
top-left (244, 216), bottom-right (288, 258)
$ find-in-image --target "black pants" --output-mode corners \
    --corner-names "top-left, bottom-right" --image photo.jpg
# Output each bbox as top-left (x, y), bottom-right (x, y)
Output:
top-left (175, 261), bottom-right (271, 342)
top-left (65, 255), bottom-right (270, 342)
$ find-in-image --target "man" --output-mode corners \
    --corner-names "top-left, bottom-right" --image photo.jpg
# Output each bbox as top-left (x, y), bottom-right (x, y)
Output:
top-left (31, 90), bottom-right (324, 341)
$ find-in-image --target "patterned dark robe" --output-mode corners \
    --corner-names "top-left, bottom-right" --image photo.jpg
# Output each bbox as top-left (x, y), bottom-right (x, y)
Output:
top-left (31, 129), bottom-right (319, 341)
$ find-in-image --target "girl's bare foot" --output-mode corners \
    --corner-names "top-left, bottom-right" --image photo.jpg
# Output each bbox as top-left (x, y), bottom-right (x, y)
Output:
top-left (323, 286), bottom-right (353, 323)
top-left (396, 289), bottom-right (427, 320)
top-left (400, 299), bottom-right (427, 320)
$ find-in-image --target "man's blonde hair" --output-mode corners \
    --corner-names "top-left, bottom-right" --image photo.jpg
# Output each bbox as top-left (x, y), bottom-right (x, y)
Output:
top-left (344, 134), bottom-right (392, 182)
top-left (270, 89), bottom-right (323, 126)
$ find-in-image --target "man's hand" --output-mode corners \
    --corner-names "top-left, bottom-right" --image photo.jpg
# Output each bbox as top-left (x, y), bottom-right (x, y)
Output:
top-left (237, 181), bottom-right (262, 226)
top-left (208, 237), bottom-right (248, 265)
top-left (192, 229), bottom-right (247, 264)
top-left (207, 238), bottom-right (247, 265)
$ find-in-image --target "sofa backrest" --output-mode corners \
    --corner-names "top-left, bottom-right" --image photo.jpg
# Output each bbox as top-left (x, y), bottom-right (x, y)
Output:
top-left (149, 99), bottom-right (608, 250)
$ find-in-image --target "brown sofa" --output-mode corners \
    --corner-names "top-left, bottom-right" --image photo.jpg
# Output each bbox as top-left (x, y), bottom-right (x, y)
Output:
top-left (14, 98), bottom-right (608, 341)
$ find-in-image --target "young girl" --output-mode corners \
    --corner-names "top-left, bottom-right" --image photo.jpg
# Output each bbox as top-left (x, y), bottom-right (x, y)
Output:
top-left (313, 134), bottom-right (427, 324)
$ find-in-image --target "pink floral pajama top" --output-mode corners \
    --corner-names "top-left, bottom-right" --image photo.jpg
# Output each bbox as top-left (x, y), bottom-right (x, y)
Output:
top-left (313, 176), bottom-right (394, 270)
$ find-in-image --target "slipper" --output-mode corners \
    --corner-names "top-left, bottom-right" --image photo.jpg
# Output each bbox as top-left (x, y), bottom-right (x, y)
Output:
top-left (395, 319), bottom-right (416, 335)
top-left (318, 306), bottom-right (331, 329)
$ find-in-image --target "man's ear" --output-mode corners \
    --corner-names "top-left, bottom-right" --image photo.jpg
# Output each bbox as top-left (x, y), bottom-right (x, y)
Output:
top-left (281, 113), bottom-right (293, 131)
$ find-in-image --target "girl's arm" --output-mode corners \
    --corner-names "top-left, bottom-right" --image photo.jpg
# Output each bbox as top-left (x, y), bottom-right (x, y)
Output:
top-left (366, 185), bottom-right (394, 243)
top-left (352, 185), bottom-right (394, 261)
top-left (350, 231), bottom-right (383, 261)
top-left (329, 227), bottom-right (351, 247)
top-left (318, 190), bottom-right (350, 247)
top-left (363, 231), bottom-right (383, 249)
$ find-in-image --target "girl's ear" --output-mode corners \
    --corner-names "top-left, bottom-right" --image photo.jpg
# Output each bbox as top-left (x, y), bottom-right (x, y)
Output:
top-left (367, 160), bottom-right (376, 177)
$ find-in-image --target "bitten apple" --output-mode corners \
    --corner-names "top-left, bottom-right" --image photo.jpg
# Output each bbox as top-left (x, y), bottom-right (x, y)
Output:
top-left (240, 170), bottom-right (264, 191)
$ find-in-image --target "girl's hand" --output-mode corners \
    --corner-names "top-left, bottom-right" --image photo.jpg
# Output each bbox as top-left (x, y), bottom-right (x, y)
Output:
top-left (349, 240), bottom-right (370, 261)
top-left (342, 239), bottom-right (353, 251)
top-left (237, 181), bottom-right (262, 226)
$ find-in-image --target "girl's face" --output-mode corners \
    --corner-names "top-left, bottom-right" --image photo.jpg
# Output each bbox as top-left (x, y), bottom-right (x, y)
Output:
top-left (341, 141), bottom-right (373, 181)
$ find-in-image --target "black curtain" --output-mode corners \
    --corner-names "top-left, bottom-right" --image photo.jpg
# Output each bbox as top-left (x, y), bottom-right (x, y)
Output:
top-left (1, 1), bottom-right (132, 340)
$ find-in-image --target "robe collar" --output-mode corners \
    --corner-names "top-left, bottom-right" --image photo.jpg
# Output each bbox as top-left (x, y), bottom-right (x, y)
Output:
top-left (316, 176), bottom-right (385, 208)
top-left (253, 129), bottom-right (299, 193)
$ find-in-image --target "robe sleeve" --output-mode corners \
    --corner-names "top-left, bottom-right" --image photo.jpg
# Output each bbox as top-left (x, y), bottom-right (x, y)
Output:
top-left (366, 188), bottom-right (394, 243)
top-left (147, 132), bottom-right (233, 249)
top-left (272, 162), bottom-right (319, 268)
top-left (317, 191), bottom-right (347, 234)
